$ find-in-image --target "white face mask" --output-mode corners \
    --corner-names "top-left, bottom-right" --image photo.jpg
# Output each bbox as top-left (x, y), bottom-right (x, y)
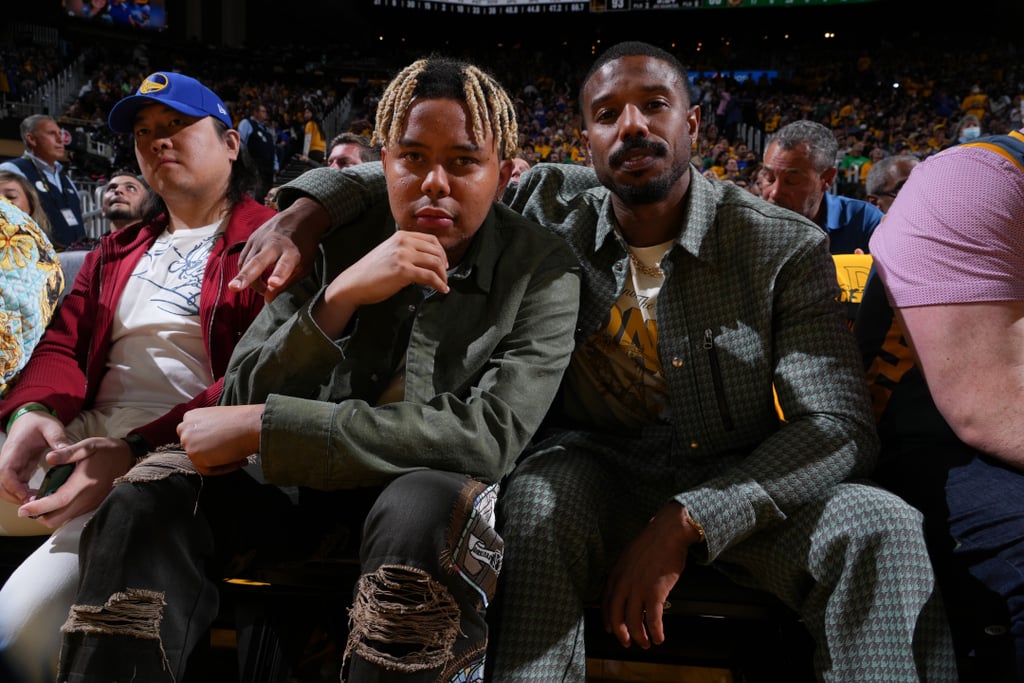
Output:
top-left (961, 126), bottom-right (982, 141)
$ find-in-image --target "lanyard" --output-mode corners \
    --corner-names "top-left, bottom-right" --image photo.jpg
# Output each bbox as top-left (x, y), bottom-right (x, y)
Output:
top-left (24, 154), bottom-right (60, 194)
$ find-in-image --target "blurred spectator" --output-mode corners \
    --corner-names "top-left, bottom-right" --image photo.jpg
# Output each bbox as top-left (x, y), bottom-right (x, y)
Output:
top-left (0, 171), bottom-right (51, 238)
top-left (237, 102), bottom-right (279, 202)
top-left (839, 139), bottom-right (870, 179)
top-left (960, 84), bottom-right (991, 122)
top-left (864, 154), bottom-right (920, 214)
top-left (760, 120), bottom-right (883, 254)
top-left (510, 155), bottom-right (533, 184)
top-left (326, 132), bottom-right (379, 170)
top-left (0, 116), bottom-right (85, 249)
top-left (99, 171), bottom-right (151, 232)
top-left (947, 114), bottom-right (984, 148)
top-left (299, 103), bottom-right (327, 165)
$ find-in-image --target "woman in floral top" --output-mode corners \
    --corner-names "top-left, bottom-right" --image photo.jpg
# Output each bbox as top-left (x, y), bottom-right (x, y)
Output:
top-left (0, 196), bottom-right (63, 396)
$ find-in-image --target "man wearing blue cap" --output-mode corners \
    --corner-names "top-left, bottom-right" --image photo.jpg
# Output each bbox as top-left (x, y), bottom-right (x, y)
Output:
top-left (0, 71), bottom-right (273, 683)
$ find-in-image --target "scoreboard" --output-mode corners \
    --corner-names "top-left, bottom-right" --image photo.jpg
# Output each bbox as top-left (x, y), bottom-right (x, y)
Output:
top-left (371, 0), bottom-right (878, 15)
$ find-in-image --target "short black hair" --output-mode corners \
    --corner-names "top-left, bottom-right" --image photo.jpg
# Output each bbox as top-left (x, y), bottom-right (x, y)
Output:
top-left (580, 41), bottom-right (691, 114)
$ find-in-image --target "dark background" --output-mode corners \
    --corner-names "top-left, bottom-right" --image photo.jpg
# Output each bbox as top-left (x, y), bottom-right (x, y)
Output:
top-left (11, 0), bottom-right (1024, 53)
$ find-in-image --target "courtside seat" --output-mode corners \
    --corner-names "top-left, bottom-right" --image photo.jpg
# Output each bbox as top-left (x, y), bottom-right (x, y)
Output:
top-left (56, 249), bottom-right (90, 301)
top-left (220, 555), bottom-right (817, 683)
top-left (583, 563), bottom-right (815, 681)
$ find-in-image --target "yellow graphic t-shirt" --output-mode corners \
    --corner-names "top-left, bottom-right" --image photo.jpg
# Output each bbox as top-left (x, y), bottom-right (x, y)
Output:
top-left (563, 240), bottom-right (674, 431)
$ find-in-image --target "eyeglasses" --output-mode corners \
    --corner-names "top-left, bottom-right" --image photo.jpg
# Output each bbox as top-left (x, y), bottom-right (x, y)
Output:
top-left (875, 179), bottom-right (907, 199)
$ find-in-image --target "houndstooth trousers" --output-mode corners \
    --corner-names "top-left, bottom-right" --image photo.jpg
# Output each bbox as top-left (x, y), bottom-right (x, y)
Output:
top-left (489, 428), bottom-right (959, 683)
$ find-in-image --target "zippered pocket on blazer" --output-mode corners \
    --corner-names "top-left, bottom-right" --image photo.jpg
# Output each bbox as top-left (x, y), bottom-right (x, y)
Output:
top-left (703, 328), bottom-right (734, 431)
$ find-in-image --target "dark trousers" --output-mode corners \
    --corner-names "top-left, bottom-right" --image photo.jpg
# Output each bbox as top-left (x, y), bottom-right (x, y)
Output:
top-left (56, 463), bottom-right (500, 683)
top-left (878, 441), bottom-right (1024, 679)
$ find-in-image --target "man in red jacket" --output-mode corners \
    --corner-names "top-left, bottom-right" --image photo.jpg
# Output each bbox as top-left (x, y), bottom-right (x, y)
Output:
top-left (0, 71), bottom-right (273, 683)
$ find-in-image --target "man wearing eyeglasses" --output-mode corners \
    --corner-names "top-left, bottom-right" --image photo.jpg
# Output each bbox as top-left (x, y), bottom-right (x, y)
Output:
top-left (864, 154), bottom-right (920, 214)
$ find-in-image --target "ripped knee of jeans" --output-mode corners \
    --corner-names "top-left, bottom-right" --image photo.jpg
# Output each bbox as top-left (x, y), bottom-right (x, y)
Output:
top-left (62, 588), bottom-right (165, 640)
top-left (115, 448), bottom-right (197, 485)
top-left (61, 588), bottom-right (173, 675)
top-left (344, 564), bottom-right (461, 673)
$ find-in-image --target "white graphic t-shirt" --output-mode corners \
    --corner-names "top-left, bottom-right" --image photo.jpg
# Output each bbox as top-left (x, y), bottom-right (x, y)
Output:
top-left (563, 239), bottom-right (674, 430)
top-left (93, 222), bottom-right (221, 412)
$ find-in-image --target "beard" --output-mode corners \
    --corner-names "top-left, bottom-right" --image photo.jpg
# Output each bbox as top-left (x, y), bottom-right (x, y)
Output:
top-left (601, 139), bottom-right (690, 205)
top-left (104, 206), bottom-right (137, 222)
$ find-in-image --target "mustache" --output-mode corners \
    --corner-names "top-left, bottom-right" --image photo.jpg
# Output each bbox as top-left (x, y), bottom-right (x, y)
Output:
top-left (609, 138), bottom-right (668, 166)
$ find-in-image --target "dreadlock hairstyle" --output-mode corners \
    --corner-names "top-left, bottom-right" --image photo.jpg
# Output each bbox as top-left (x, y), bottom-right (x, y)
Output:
top-left (372, 57), bottom-right (518, 161)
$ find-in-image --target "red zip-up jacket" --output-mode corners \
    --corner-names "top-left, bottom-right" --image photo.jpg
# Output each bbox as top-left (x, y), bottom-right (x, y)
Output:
top-left (0, 196), bottom-right (274, 449)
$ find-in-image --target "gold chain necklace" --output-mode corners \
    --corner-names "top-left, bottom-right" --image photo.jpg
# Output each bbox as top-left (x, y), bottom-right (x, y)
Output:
top-left (628, 250), bottom-right (664, 278)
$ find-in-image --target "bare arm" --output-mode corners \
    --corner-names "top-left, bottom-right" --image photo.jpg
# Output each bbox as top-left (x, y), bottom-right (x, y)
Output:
top-left (896, 300), bottom-right (1024, 470)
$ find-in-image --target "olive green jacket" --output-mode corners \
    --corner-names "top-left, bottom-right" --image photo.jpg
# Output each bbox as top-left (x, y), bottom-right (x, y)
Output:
top-left (222, 198), bottom-right (581, 489)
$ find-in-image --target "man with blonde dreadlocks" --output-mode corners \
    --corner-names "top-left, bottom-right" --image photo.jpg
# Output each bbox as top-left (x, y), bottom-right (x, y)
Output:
top-left (55, 56), bottom-right (581, 683)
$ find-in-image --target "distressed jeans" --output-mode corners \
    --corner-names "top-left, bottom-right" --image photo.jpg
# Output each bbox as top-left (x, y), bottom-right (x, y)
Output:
top-left (56, 452), bottom-right (502, 683)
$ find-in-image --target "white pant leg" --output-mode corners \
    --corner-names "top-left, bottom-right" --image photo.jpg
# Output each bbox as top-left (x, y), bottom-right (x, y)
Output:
top-left (0, 513), bottom-right (90, 683)
top-left (0, 407), bottom-right (166, 681)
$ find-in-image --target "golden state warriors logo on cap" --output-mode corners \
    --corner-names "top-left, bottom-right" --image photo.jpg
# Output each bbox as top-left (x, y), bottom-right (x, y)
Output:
top-left (138, 73), bottom-right (170, 95)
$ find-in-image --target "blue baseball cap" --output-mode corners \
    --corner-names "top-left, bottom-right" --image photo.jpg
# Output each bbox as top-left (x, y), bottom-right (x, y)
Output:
top-left (108, 72), bottom-right (232, 134)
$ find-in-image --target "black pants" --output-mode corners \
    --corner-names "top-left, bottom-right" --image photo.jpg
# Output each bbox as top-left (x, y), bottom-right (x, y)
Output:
top-left (57, 458), bottom-right (501, 683)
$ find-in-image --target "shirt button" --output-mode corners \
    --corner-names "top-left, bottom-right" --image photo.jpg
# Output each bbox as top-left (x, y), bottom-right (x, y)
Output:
top-left (671, 357), bottom-right (683, 368)
top-left (407, 304), bottom-right (416, 312)
top-left (614, 262), bottom-right (625, 272)
top-left (370, 373), bottom-right (379, 382)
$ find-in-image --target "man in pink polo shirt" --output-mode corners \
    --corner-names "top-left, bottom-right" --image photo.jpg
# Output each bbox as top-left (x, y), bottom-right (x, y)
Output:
top-left (866, 127), bottom-right (1024, 679)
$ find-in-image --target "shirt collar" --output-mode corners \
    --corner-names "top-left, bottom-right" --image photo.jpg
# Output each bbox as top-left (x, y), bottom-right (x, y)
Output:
top-left (441, 204), bottom-right (506, 295)
top-left (24, 151), bottom-right (61, 175)
top-left (821, 191), bottom-right (843, 231)
top-left (593, 164), bottom-right (715, 264)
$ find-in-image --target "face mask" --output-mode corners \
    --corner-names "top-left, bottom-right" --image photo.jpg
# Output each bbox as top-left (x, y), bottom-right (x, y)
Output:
top-left (961, 126), bottom-right (981, 141)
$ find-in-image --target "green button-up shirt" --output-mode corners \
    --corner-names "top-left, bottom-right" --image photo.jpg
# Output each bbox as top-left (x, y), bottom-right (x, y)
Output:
top-left (221, 198), bottom-right (580, 490)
